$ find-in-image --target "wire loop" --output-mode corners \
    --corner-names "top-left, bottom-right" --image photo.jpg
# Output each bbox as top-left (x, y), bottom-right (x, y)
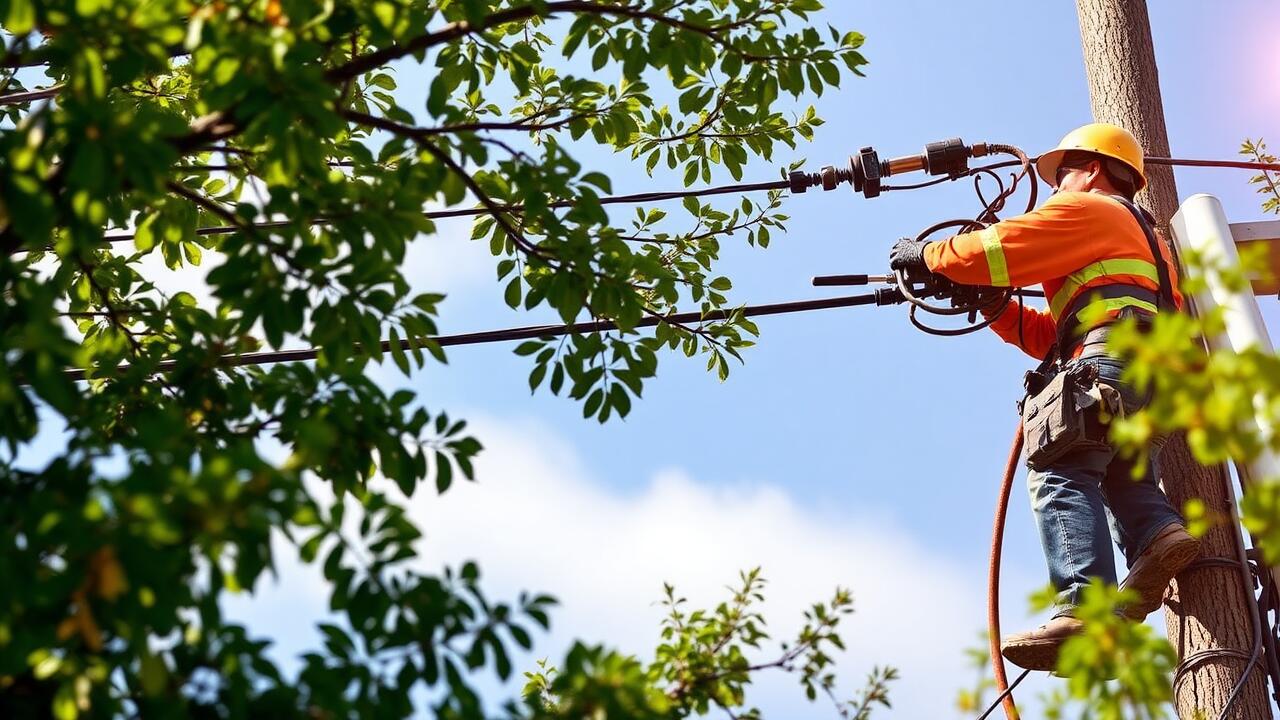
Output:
top-left (890, 143), bottom-right (1039, 336)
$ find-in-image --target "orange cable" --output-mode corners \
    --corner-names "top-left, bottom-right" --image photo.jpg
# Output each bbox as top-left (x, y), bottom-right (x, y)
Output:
top-left (988, 421), bottom-right (1024, 720)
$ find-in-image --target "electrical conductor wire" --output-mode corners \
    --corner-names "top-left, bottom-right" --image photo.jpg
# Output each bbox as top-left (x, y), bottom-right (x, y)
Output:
top-left (976, 668), bottom-right (1032, 720)
top-left (60, 291), bottom-right (883, 381)
top-left (80, 156), bottom-right (1280, 246)
top-left (96, 179), bottom-right (791, 244)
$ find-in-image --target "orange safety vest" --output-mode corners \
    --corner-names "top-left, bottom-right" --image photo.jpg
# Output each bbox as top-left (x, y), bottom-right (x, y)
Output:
top-left (922, 190), bottom-right (1183, 360)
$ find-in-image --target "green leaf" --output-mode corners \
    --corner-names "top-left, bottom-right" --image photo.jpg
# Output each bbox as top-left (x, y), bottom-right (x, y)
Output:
top-left (133, 213), bottom-right (159, 252)
top-left (528, 363), bottom-right (547, 392)
top-left (139, 651), bottom-right (168, 696)
top-left (71, 47), bottom-right (107, 99)
top-left (581, 172), bottom-right (612, 193)
top-left (368, 73), bottom-right (397, 91)
top-left (504, 277), bottom-right (521, 308)
top-left (299, 533), bottom-right (324, 563)
top-left (678, 87), bottom-right (707, 114)
top-left (435, 452), bottom-right (454, 494)
top-left (183, 241), bottom-right (202, 265)
top-left (583, 388), bottom-right (604, 418)
top-left (550, 364), bottom-right (565, 394)
top-left (389, 328), bottom-right (410, 374)
top-left (6, 0), bottom-right (34, 34)
top-left (609, 384), bottom-right (631, 418)
top-left (514, 340), bottom-right (543, 356)
top-left (76, 0), bottom-right (108, 16)
top-left (591, 43), bottom-right (610, 71)
top-left (52, 684), bottom-right (77, 720)
top-left (683, 161), bottom-right (699, 187)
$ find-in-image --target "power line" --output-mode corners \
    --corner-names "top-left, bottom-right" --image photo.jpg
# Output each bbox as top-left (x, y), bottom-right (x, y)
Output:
top-left (176, 160), bottom-right (357, 172)
top-left (1147, 157), bottom-right (1280, 172)
top-left (88, 156), bottom-right (1280, 246)
top-left (63, 291), bottom-right (886, 381)
top-left (38, 151), bottom-right (1280, 378)
top-left (99, 179), bottom-right (790, 244)
top-left (976, 668), bottom-right (1032, 720)
top-left (0, 44), bottom-right (189, 69)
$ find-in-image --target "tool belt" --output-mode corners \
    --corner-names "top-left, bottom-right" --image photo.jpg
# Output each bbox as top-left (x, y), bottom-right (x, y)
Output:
top-left (1020, 359), bottom-right (1106, 470)
top-left (1018, 325), bottom-right (1127, 471)
top-left (1018, 195), bottom-right (1177, 471)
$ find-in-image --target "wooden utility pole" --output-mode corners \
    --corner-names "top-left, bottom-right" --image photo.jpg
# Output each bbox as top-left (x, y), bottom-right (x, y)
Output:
top-left (1075, 1), bottom-right (1271, 718)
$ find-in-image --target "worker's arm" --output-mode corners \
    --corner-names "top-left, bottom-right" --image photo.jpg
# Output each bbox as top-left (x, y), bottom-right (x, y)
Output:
top-left (922, 192), bottom-right (1104, 288)
top-left (981, 300), bottom-right (1056, 360)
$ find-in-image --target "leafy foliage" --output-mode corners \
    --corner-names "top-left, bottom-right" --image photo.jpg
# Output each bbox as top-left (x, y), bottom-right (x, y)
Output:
top-left (1241, 138), bottom-right (1280, 216)
top-left (0, 0), bottom-right (880, 717)
top-left (958, 586), bottom-right (1176, 719)
top-left (523, 570), bottom-right (897, 720)
top-left (1036, 582), bottom-right (1176, 720)
top-left (1103, 243), bottom-right (1280, 475)
top-left (958, 588), bottom-right (1178, 720)
top-left (953, 634), bottom-right (996, 716)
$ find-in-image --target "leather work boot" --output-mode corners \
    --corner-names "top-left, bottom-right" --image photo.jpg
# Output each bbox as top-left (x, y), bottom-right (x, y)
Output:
top-left (1000, 616), bottom-right (1084, 671)
top-left (1118, 523), bottom-right (1201, 620)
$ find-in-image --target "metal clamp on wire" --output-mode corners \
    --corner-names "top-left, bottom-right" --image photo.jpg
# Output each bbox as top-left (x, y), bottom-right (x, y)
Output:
top-left (788, 137), bottom-right (991, 198)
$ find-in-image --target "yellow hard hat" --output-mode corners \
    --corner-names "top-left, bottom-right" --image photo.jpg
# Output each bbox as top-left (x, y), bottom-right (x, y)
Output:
top-left (1036, 122), bottom-right (1147, 191)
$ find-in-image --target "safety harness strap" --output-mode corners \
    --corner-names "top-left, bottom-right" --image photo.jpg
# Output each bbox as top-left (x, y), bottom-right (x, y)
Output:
top-left (1048, 258), bottom-right (1162, 318)
top-left (1055, 285), bottom-right (1159, 348)
top-left (1110, 195), bottom-right (1177, 310)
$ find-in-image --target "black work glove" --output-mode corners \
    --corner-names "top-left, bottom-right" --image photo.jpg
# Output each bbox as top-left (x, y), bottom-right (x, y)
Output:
top-left (888, 237), bottom-right (930, 272)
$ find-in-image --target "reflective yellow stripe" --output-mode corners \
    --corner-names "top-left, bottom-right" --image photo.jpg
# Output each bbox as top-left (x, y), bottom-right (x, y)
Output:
top-left (1048, 259), bottom-right (1161, 318)
top-left (1071, 296), bottom-right (1158, 328)
top-left (980, 226), bottom-right (1010, 286)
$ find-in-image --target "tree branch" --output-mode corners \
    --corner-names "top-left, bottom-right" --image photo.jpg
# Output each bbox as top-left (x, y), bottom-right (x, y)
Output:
top-left (0, 37), bottom-right (29, 97)
top-left (171, 110), bottom-right (242, 154)
top-left (166, 180), bottom-right (317, 282)
top-left (0, 83), bottom-right (65, 106)
top-left (421, 103), bottom-right (614, 136)
top-left (341, 109), bottom-right (553, 262)
top-left (73, 255), bottom-right (146, 357)
top-left (649, 89), bottom-right (730, 143)
top-left (326, 1), bottom-right (793, 85)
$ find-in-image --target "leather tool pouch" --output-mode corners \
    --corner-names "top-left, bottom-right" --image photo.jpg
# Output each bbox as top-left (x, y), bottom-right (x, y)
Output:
top-left (1020, 362), bottom-right (1104, 471)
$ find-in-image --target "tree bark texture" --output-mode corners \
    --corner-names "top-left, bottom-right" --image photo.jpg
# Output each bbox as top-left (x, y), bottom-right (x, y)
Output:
top-left (1076, 0), bottom-right (1179, 228)
top-left (1075, 1), bottom-right (1271, 718)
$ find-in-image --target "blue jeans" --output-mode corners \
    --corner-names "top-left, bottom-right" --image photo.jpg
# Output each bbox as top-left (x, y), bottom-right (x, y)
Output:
top-left (1026, 355), bottom-right (1183, 616)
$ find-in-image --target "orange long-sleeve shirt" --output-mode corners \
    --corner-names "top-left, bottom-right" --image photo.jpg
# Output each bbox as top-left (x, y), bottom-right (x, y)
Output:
top-left (922, 190), bottom-right (1182, 360)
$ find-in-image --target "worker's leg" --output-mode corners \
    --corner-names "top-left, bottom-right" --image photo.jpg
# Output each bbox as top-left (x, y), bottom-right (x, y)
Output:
top-left (1102, 453), bottom-right (1183, 567)
top-left (1027, 444), bottom-right (1119, 615)
top-left (1087, 355), bottom-right (1185, 566)
top-left (1084, 353), bottom-right (1197, 618)
top-left (1106, 447), bottom-right (1197, 618)
top-left (1007, 449), bottom-right (1115, 670)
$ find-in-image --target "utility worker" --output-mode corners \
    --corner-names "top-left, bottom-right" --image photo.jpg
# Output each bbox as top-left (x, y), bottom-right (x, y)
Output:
top-left (889, 123), bottom-right (1200, 671)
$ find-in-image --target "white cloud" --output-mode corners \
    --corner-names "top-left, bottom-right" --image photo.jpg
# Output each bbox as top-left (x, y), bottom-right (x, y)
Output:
top-left (228, 414), bottom-right (1041, 718)
top-left (403, 416), bottom-right (992, 718)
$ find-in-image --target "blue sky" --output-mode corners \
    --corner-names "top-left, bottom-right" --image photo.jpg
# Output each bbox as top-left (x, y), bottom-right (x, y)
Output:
top-left (371, 2), bottom-right (1280, 715)
top-left (13, 1), bottom-right (1280, 717)
top-left (405, 0), bottom-right (1280, 541)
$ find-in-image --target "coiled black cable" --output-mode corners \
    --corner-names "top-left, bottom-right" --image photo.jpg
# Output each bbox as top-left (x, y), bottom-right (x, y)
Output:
top-left (891, 143), bottom-right (1040, 336)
